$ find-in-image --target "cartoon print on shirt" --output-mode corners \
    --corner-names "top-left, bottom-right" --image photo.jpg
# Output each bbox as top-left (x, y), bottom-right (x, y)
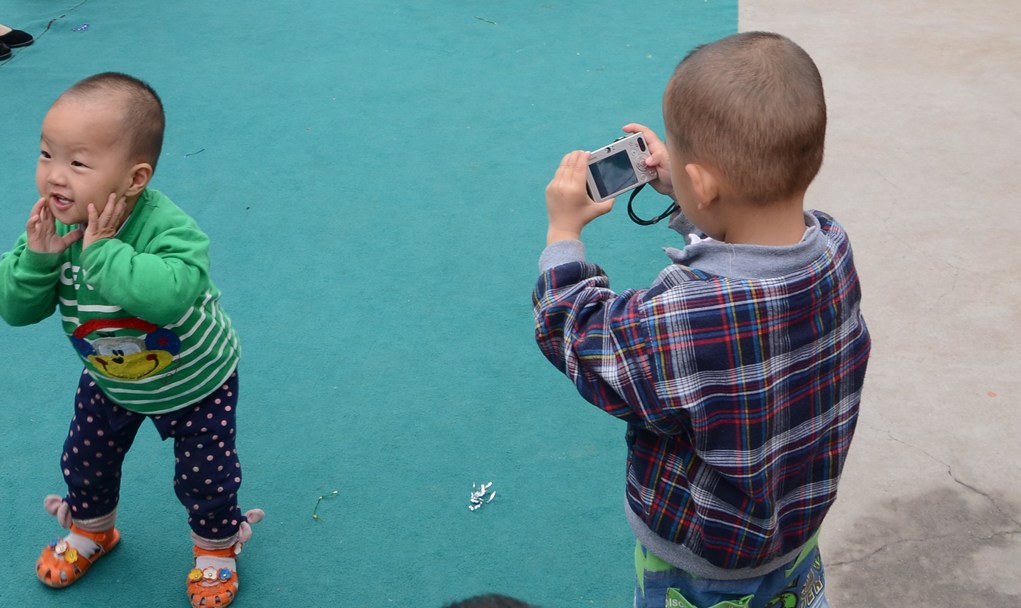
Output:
top-left (70, 318), bottom-right (181, 380)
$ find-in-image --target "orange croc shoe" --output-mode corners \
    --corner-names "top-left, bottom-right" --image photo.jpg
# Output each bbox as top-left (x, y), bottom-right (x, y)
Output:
top-left (36, 525), bottom-right (120, 588)
top-left (187, 543), bottom-right (242, 608)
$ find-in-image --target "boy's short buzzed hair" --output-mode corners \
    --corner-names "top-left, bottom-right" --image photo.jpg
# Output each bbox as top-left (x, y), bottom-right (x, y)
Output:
top-left (443, 595), bottom-right (536, 608)
top-left (62, 72), bottom-right (165, 171)
top-left (664, 32), bottom-right (826, 204)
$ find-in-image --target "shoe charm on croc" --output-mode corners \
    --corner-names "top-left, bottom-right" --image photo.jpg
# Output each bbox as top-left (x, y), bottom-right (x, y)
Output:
top-left (50, 539), bottom-right (79, 564)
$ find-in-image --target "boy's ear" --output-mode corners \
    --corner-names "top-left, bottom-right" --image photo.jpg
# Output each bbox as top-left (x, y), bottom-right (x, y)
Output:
top-left (123, 163), bottom-right (154, 197)
top-left (684, 162), bottom-right (720, 209)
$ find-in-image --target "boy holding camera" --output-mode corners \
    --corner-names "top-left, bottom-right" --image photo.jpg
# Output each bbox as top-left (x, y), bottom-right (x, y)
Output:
top-left (534, 32), bottom-right (870, 607)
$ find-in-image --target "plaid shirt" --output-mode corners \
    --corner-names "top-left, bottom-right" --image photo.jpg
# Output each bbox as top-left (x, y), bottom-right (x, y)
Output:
top-left (533, 212), bottom-right (870, 571)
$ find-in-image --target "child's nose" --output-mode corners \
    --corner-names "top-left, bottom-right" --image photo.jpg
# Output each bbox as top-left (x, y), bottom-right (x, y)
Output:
top-left (46, 167), bottom-right (68, 186)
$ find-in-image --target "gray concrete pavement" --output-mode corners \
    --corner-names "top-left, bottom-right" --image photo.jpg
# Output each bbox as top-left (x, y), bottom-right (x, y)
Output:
top-left (741, 2), bottom-right (1021, 605)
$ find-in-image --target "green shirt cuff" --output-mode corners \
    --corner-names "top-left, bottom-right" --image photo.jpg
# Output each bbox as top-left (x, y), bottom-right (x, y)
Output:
top-left (20, 248), bottom-right (62, 273)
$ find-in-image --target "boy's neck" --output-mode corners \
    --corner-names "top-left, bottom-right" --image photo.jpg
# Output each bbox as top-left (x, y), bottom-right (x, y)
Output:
top-left (716, 193), bottom-right (808, 246)
top-left (124, 189), bottom-right (144, 212)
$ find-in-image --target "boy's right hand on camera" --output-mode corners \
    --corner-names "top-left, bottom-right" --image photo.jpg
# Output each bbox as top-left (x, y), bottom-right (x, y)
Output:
top-left (545, 150), bottom-right (614, 244)
top-left (26, 197), bottom-right (82, 254)
top-left (623, 123), bottom-right (675, 198)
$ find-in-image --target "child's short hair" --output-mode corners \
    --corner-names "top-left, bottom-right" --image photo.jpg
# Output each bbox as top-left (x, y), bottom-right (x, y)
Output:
top-left (62, 72), bottom-right (165, 171)
top-left (443, 594), bottom-right (536, 608)
top-left (664, 32), bottom-right (826, 204)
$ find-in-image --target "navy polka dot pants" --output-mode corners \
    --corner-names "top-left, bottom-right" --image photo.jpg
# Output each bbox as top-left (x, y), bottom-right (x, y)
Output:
top-left (62, 369), bottom-right (244, 541)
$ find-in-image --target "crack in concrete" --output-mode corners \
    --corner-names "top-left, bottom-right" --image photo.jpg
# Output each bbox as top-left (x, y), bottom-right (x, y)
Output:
top-left (883, 431), bottom-right (1021, 531)
top-left (831, 426), bottom-right (1021, 570)
top-left (828, 533), bottom-right (955, 567)
top-left (829, 528), bottom-right (1021, 569)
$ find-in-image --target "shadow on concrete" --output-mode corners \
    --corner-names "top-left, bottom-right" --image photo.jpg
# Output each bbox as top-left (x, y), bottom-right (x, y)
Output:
top-left (827, 486), bottom-right (1021, 606)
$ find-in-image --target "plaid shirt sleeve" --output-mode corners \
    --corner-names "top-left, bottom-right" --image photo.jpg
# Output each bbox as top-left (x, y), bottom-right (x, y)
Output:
top-left (533, 215), bottom-right (871, 570)
top-left (531, 261), bottom-right (677, 430)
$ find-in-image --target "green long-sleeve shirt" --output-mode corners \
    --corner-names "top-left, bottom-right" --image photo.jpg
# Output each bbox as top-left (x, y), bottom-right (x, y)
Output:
top-left (0, 188), bottom-right (240, 414)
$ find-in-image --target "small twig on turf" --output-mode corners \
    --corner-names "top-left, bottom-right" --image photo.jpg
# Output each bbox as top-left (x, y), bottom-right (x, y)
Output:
top-left (311, 490), bottom-right (339, 522)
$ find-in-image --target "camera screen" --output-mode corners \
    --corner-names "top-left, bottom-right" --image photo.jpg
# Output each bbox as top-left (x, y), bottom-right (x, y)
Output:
top-left (590, 150), bottom-right (637, 199)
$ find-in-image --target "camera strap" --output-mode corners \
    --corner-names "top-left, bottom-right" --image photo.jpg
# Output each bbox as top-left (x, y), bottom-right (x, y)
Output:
top-left (626, 184), bottom-right (678, 226)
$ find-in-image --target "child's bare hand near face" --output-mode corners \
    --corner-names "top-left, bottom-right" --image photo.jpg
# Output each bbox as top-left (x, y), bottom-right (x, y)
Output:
top-left (545, 151), bottom-right (615, 245)
top-left (26, 198), bottom-right (82, 254)
top-left (83, 193), bottom-right (129, 249)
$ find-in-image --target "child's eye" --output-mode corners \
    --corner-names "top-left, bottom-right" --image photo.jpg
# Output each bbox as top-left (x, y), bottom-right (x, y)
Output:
top-left (71, 160), bottom-right (88, 168)
top-left (40, 150), bottom-right (51, 159)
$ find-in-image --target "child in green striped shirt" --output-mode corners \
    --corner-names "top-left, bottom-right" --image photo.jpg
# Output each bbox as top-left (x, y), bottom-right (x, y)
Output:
top-left (0, 72), bottom-right (260, 608)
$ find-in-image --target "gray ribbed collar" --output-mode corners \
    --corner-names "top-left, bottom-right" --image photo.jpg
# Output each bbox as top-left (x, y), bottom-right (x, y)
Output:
top-left (664, 211), bottom-right (826, 279)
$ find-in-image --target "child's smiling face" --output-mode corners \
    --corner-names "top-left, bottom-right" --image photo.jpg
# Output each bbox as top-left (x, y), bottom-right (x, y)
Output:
top-left (36, 95), bottom-right (138, 226)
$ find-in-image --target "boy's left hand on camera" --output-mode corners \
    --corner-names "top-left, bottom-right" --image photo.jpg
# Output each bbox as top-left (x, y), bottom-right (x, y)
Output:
top-left (545, 151), bottom-right (614, 244)
top-left (83, 193), bottom-right (129, 249)
top-left (623, 123), bottom-right (675, 197)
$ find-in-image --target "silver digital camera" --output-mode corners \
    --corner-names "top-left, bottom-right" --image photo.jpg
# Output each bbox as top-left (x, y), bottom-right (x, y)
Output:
top-left (586, 132), bottom-right (657, 202)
